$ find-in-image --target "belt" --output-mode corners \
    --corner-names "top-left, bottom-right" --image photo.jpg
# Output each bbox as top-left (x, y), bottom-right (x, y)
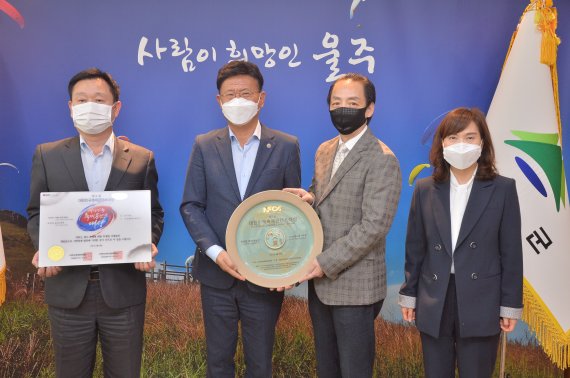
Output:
top-left (89, 268), bottom-right (100, 281)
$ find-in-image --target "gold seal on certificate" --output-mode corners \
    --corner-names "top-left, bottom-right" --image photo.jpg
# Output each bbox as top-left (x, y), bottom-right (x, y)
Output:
top-left (226, 190), bottom-right (323, 288)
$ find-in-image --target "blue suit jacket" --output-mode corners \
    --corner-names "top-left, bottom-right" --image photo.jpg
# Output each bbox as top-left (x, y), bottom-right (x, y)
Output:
top-left (399, 175), bottom-right (523, 338)
top-left (180, 125), bottom-right (301, 291)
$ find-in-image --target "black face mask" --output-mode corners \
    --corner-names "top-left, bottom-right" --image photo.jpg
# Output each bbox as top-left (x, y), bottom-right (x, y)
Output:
top-left (329, 107), bottom-right (367, 135)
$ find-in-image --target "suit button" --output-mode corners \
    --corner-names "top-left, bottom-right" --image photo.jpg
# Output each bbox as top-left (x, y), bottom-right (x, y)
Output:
top-left (469, 242), bottom-right (477, 249)
top-left (471, 273), bottom-right (478, 280)
top-left (432, 274), bottom-right (438, 281)
top-left (434, 243), bottom-right (442, 251)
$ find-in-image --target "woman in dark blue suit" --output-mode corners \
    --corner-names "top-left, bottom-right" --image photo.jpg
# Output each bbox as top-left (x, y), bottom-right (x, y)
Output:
top-left (399, 108), bottom-right (523, 377)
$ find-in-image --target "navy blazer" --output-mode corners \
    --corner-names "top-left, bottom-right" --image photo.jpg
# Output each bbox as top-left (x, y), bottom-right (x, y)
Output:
top-left (180, 125), bottom-right (301, 292)
top-left (399, 175), bottom-right (523, 338)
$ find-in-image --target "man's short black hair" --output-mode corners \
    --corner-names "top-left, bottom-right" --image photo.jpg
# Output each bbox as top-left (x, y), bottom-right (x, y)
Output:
top-left (68, 68), bottom-right (120, 102)
top-left (216, 61), bottom-right (264, 92)
top-left (326, 73), bottom-right (376, 107)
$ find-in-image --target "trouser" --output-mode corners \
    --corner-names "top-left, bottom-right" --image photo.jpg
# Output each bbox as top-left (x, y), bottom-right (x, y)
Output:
top-left (48, 280), bottom-right (145, 378)
top-left (420, 274), bottom-right (500, 378)
top-left (200, 281), bottom-right (284, 378)
top-left (308, 280), bottom-right (383, 378)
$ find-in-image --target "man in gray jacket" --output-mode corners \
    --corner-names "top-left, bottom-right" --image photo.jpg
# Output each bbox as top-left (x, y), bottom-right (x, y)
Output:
top-left (286, 73), bottom-right (401, 377)
top-left (27, 68), bottom-right (163, 377)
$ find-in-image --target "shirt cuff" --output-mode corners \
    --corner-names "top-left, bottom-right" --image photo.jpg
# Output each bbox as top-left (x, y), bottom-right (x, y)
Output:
top-left (398, 294), bottom-right (416, 309)
top-left (500, 306), bottom-right (523, 319)
top-left (205, 245), bottom-right (223, 262)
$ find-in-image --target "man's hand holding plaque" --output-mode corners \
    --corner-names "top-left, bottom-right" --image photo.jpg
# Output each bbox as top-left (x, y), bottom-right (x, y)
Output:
top-left (31, 251), bottom-right (62, 278)
top-left (283, 187), bottom-right (315, 206)
top-left (215, 250), bottom-right (246, 281)
top-left (134, 243), bottom-right (159, 272)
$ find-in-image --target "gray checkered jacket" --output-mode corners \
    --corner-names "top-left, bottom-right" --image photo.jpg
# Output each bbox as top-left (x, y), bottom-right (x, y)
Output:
top-left (309, 129), bottom-right (402, 305)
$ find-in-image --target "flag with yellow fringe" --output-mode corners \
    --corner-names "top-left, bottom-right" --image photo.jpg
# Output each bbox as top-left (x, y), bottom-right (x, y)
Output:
top-left (0, 225), bottom-right (6, 306)
top-left (487, 0), bottom-right (569, 369)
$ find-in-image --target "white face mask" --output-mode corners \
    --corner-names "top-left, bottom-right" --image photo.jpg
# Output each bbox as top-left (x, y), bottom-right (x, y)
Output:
top-left (221, 97), bottom-right (259, 126)
top-left (72, 102), bottom-right (114, 135)
top-left (443, 142), bottom-right (482, 170)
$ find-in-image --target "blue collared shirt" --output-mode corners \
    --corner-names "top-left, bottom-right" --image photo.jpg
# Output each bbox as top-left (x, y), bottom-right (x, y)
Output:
top-left (205, 123), bottom-right (261, 262)
top-left (79, 133), bottom-right (115, 192)
top-left (229, 123), bottom-right (261, 200)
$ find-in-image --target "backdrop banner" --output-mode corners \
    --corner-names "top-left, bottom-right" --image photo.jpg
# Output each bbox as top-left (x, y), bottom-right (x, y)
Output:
top-left (1, 0), bottom-right (569, 345)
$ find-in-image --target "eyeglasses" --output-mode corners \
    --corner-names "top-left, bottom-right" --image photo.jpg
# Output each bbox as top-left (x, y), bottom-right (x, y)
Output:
top-left (220, 90), bottom-right (259, 101)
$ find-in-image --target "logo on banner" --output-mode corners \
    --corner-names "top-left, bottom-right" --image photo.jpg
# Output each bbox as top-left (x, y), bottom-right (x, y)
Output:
top-left (505, 130), bottom-right (565, 211)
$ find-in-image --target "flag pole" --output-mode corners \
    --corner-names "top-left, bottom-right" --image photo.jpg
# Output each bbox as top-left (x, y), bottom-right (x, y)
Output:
top-left (0, 225), bottom-right (6, 306)
top-left (487, 0), bottom-right (569, 369)
top-left (499, 331), bottom-right (507, 377)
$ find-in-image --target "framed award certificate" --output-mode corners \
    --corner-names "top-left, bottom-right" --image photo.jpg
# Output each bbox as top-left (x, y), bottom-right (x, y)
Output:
top-left (38, 190), bottom-right (152, 267)
top-left (226, 190), bottom-right (323, 288)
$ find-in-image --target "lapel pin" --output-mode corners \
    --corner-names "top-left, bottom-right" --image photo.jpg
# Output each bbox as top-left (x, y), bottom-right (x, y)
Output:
top-left (266, 143), bottom-right (272, 149)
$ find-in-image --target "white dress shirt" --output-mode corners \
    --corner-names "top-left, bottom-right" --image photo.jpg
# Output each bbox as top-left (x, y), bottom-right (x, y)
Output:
top-left (449, 168), bottom-right (476, 273)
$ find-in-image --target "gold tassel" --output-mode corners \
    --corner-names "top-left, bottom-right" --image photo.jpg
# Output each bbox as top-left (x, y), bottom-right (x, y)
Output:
top-left (533, 1), bottom-right (561, 66)
top-left (523, 279), bottom-right (570, 369)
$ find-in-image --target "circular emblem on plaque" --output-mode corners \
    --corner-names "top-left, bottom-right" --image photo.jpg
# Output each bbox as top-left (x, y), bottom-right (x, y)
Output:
top-left (265, 228), bottom-right (286, 250)
top-left (226, 190), bottom-right (323, 288)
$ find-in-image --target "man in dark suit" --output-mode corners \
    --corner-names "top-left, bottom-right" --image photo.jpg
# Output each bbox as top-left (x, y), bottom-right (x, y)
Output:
top-left (27, 68), bottom-right (164, 378)
top-left (287, 73), bottom-right (402, 377)
top-left (180, 61), bottom-right (301, 377)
